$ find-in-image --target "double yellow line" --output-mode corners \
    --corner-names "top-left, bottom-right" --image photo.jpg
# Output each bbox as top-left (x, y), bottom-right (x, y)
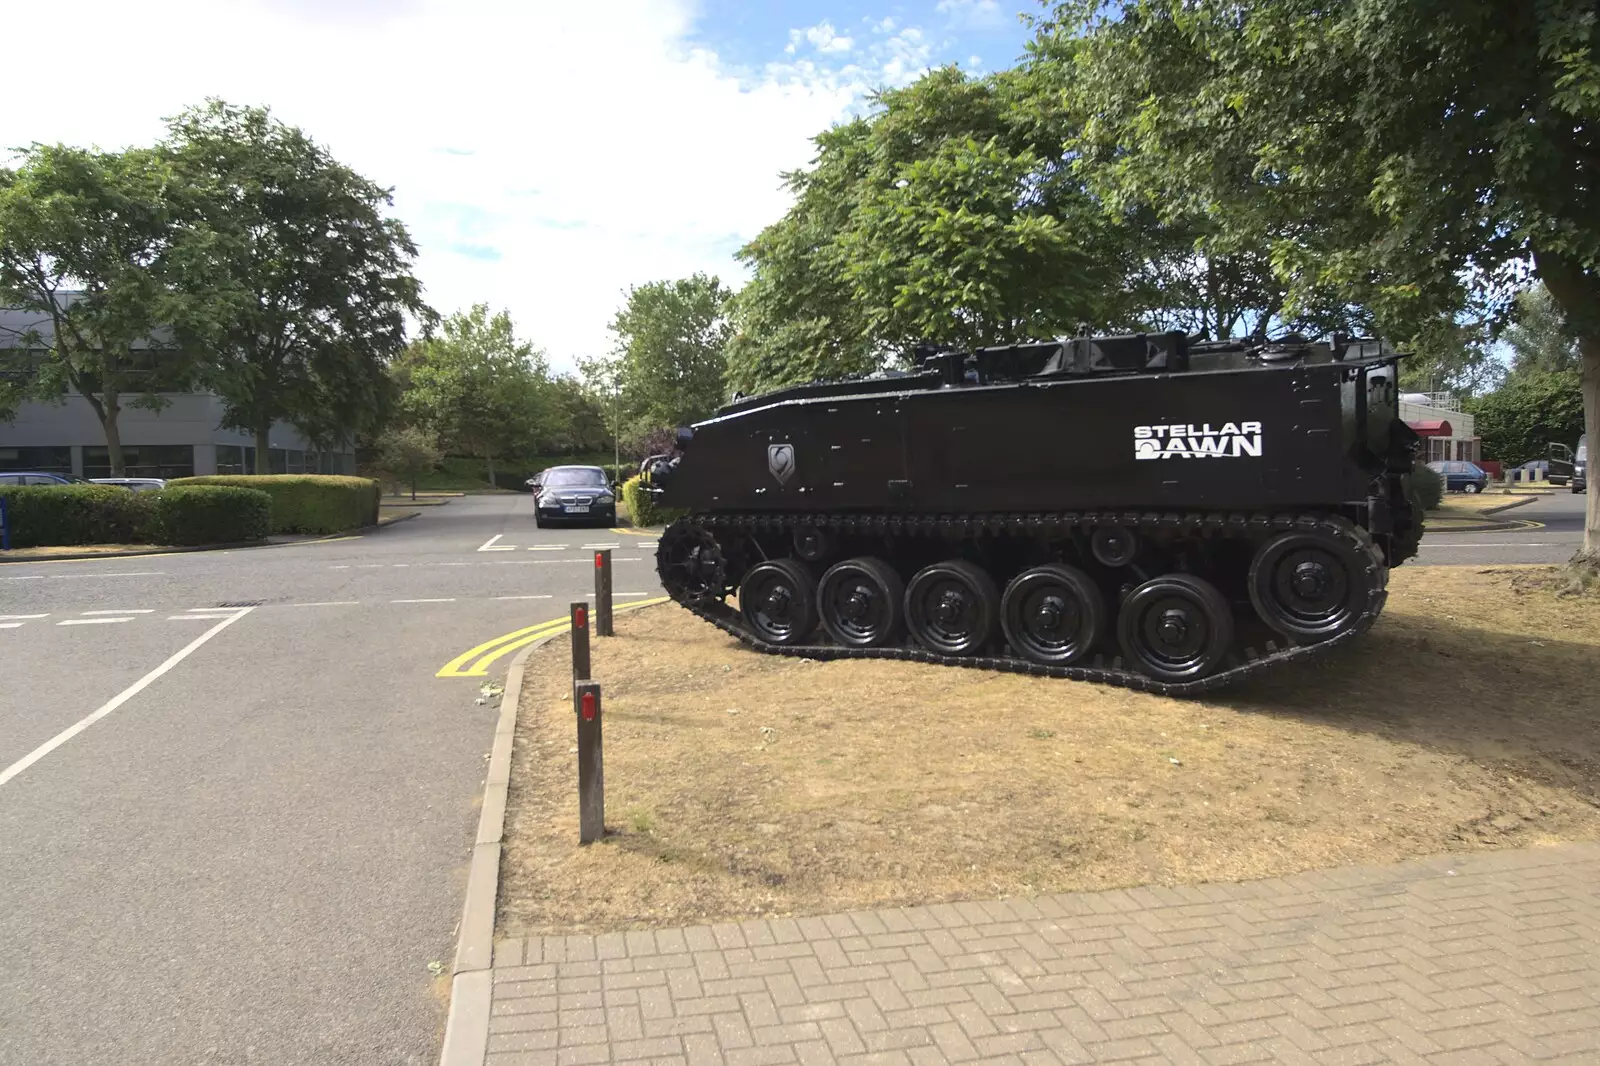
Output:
top-left (435, 597), bottom-right (670, 678)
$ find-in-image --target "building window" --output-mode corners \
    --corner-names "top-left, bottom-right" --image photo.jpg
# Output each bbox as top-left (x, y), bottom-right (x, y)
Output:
top-left (83, 444), bottom-right (195, 480)
top-left (0, 445), bottom-right (72, 473)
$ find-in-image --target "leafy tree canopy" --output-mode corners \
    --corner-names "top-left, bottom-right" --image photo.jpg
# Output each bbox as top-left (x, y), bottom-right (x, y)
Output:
top-left (397, 304), bottom-right (552, 484)
top-left (164, 100), bottom-right (427, 471)
top-left (602, 273), bottom-right (732, 432)
top-left (0, 145), bottom-right (204, 473)
top-left (1046, 0), bottom-right (1600, 554)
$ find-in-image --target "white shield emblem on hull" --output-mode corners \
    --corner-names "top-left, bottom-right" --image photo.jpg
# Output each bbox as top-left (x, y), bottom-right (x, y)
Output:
top-left (768, 443), bottom-right (796, 485)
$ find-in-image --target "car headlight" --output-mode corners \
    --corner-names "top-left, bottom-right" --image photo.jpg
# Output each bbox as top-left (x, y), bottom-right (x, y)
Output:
top-left (596, 493), bottom-right (615, 504)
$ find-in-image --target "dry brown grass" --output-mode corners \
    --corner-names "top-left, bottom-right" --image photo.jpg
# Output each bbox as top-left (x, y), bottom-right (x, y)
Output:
top-left (499, 565), bottom-right (1600, 935)
top-left (0, 543), bottom-right (161, 559)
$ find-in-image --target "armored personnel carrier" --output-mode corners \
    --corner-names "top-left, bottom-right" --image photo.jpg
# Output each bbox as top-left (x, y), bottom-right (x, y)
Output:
top-left (644, 332), bottom-right (1421, 695)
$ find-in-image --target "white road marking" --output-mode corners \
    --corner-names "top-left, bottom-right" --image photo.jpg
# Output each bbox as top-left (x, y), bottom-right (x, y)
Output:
top-left (331, 565), bottom-right (351, 570)
top-left (581, 543), bottom-right (621, 550)
top-left (393, 597), bottom-right (456, 603)
top-left (0, 614), bottom-right (48, 620)
top-left (2, 571), bottom-right (164, 581)
top-left (1420, 543), bottom-right (1555, 549)
top-left (285, 601), bottom-right (360, 607)
top-left (477, 534), bottom-right (515, 552)
top-left (356, 564), bottom-right (384, 569)
top-left (0, 609), bottom-right (254, 790)
top-left (58, 617), bottom-right (134, 626)
top-left (82, 609), bottom-right (155, 615)
top-left (392, 563), bottom-right (410, 568)
top-left (527, 545), bottom-right (566, 551)
top-left (494, 594), bottom-right (552, 600)
top-left (168, 614), bottom-right (235, 621)
top-left (0, 622), bottom-right (23, 629)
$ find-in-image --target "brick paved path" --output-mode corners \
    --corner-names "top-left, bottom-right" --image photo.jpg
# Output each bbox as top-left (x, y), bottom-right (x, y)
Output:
top-left (484, 843), bottom-right (1600, 1065)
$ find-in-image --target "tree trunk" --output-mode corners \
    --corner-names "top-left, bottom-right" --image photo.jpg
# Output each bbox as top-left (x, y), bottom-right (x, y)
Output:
top-left (255, 420), bottom-right (272, 475)
top-left (1580, 335), bottom-right (1599, 561)
top-left (101, 385), bottom-right (125, 477)
top-left (486, 453), bottom-right (496, 489)
top-left (1531, 248), bottom-right (1600, 561)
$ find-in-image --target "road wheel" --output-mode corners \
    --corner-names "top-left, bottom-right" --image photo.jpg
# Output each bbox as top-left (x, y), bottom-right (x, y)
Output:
top-left (905, 560), bottom-right (999, 656)
top-left (739, 559), bottom-right (817, 646)
top-left (1001, 564), bottom-right (1104, 666)
top-left (1247, 529), bottom-right (1375, 642)
top-left (817, 557), bottom-right (903, 648)
top-left (1116, 574), bottom-right (1233, 683)
top-left (1463, 482), bottom-right (1480, 494)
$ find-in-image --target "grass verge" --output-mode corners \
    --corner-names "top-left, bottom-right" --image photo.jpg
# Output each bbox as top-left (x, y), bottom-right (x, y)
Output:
top-left (499, 565), bottom-right (1600, 935)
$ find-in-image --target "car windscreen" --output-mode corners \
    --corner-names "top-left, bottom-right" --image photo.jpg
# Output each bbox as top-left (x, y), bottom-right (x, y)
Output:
top-left (540, 469), bottom-right (606, 488)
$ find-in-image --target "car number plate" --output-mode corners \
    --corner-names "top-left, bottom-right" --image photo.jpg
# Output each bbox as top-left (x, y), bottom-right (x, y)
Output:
top-left (564, 504), bottom-right (590, 513)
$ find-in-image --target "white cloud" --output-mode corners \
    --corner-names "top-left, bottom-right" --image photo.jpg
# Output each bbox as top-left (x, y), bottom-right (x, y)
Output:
top-left (804, 21), bottom-right (854, 54)
top-left (936, 0), bottom-right (1008, 30)
top-left (0, 0), bottom-right (937, 369)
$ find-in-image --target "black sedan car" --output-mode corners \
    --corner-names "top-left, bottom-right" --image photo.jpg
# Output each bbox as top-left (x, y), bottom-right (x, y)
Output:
top-left (530, 466), bottom-right (617, 527)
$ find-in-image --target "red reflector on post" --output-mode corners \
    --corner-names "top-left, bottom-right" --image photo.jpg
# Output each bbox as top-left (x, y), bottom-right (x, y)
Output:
top-left (595, 552), bottom-right (603, 568)
top-left (575, 606), bottom-right (587, 628)
top-left (581, 690), bottom-right (596, 720)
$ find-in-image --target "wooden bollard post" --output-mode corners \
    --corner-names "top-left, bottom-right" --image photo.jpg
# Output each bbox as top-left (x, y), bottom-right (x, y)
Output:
top-left (574, 680), bottom-right (604, 844)
top-left (594, 548), bottom-right (614, 637)
top-left (570, 601), bottom-right (590, 681)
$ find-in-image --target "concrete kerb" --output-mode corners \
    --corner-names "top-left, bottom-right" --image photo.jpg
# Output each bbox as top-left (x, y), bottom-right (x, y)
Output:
top-left (437, 597), bottom-right (668, 1066)
top-left (439, 635), bottom-right (546, 1066)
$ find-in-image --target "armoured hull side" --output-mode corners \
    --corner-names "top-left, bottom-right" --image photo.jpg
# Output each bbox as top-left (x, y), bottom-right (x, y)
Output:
top-left (662, 361), bottom-right (1374, 514)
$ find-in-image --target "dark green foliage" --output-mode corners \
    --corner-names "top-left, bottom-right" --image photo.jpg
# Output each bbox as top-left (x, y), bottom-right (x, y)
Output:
top-left (1408, 462), bottom-right (1445, 514)
top-left (172, 474), bottom-right (379, 534)
top-left (149, 485), bottom-right (271, 545)
top-left (1466, 370), bottom-right (1587, 467)
top-left (0, 485), bottom-right (152, 547)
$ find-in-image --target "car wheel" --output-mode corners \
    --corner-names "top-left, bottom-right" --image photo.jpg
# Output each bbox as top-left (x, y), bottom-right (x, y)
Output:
top-left (1463, 482), bottom-right (1479, 494)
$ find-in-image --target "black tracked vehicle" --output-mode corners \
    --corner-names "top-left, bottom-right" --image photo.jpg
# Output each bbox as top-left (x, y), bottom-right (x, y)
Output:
top-left (643, 331), bottom-right (1422, 695)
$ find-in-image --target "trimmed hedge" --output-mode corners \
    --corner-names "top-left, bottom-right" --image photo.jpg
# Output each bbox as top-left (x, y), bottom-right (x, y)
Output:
top-left (0, 485), bottom-right (153, 548)
top-left (170, 474), bottom-right (380, 534)
top-left (620, 475), bottom-right (684, 529)
top-left (150, 485), bottom-right (272, 545)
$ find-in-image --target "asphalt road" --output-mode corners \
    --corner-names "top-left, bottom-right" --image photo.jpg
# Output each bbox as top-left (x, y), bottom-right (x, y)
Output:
top-left (0, 494), bottom-right (661, 1066)
top-left (1414, 490), bottom-right (1589, 566)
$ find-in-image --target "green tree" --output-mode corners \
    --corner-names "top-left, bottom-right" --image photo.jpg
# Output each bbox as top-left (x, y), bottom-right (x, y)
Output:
top-left (372, 423), bottom-right (442, 500)
top-left (1504, 285), bottom-right (1581, 376)
top-left (1467, 369), bottom-right (1586, 468)
top-left (1050, 0), bottom-right (1600, 559)
top-left (0, 146), bottom-right (203, 474)
top-left (399, 304), bottom-right (551, 485)
top-left (607, 273), bottom-right (732, 432)
top-left (164, 100), bottom-right (426, 473)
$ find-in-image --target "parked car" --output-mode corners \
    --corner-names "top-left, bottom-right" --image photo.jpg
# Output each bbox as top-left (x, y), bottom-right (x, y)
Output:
top-left (0, 471), bottom-right (97, 486)
top-left (531, 465), bottom-right (617, 528)
top-left (1426, 460), bottom-right (1489, 494)
top-left (1575, 433), bottom-right (1588, 494)
top-left (90, 477), bottom-right (166, 492)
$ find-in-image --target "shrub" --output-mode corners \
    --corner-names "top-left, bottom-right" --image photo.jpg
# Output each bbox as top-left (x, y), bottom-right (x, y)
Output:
top-left (170, 474), bottom-right (380, 534)
top-left (1408, 460), bottom-right (1445, 512)
top-left (0, 484), bottom-right (153, 547)
top-left (620, 474), bottom-right (685, 529)
top-left (149, 486), bottom-right (272, 545)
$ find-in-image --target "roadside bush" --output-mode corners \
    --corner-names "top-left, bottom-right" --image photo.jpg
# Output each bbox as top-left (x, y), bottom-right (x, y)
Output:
top-left (0, 484), bottom-right (153, 547)
top-left (620, 475), bottom-right (685, 529)
top-left (170, 474), bottom-right (380, 534)
top-left (1408, 460), bottom-right (1445, 512)
top-left (149, 486), bottom-right (272, 546)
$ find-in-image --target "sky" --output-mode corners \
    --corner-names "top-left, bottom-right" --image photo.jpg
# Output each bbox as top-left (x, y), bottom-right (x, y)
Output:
top-left (0, 0), bottom-right (1038, 373)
